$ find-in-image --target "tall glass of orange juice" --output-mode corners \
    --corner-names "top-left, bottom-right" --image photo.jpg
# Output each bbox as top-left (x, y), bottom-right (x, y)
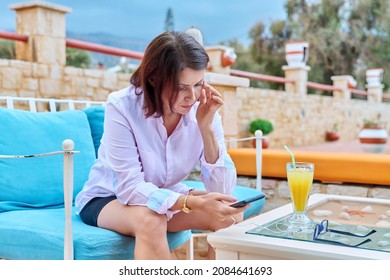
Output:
top-left (286, 162), bottom-right (314, 233)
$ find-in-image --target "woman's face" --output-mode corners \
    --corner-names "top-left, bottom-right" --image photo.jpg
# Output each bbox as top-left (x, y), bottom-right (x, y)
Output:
top-left (164, 67), bottom-right (205, 115)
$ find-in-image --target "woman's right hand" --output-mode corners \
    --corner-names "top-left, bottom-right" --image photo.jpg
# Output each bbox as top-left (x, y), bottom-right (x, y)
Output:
top-left (188, 192), bottom-right (248, 221)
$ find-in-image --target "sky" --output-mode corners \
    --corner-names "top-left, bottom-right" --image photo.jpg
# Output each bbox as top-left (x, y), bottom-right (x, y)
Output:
top-left (0, 0), bottom-right (287, 49)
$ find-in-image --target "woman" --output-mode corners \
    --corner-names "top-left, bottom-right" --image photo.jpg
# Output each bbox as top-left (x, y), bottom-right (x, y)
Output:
top-left (75, 31), bottom-right (247, 260)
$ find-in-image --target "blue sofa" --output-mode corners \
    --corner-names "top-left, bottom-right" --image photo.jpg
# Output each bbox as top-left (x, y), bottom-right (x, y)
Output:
top-left (0, 104), bottom-right (265, 260)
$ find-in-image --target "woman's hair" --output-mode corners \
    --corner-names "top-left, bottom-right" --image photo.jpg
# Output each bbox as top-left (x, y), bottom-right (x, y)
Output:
top-left (130, 31), bottom-right (209, 117)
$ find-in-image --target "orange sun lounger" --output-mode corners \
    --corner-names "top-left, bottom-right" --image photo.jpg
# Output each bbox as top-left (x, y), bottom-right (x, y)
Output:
top-left (228, 148), bottom-right (390, 186)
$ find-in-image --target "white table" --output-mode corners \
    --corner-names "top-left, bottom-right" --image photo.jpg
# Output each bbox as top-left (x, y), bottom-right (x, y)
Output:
top-left (208, 194), bottom-right (390, 260)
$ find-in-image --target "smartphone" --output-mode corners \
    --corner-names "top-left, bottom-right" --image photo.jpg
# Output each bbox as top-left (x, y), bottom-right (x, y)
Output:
top-left (230, 194), bottom-right (265, 208)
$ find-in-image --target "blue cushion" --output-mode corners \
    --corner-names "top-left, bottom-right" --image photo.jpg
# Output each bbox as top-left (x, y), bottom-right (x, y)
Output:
top-left (83, 106), bottom-right (105, 157)
top-left (0, 207), bottom-right (191, 259)
top-left (0, 107), bottom-right (96, 212)
top-left (182, 180), bottom-right (265, 219)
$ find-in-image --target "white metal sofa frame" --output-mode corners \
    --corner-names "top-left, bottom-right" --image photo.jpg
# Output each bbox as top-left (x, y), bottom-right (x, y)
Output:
top-left (0, 96), bottom-right (263, 260)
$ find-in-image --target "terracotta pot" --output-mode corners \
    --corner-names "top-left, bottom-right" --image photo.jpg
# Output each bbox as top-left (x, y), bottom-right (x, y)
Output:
top-left (221, 48), bottom-right (237, 67)
top-left (325, 131), bottom-right (339, 142)
top-left (358, 126), bottom-right (388, 153)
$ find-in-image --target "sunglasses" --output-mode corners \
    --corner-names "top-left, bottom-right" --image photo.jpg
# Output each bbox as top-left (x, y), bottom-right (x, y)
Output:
top-left (313, 220), bottom-right (376, 247)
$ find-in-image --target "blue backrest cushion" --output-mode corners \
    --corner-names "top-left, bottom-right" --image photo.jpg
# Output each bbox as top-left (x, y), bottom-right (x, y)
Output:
top-left (0, 107), bottom-right (96, 212)
top-left (83, 106), bottom-right (105, 157)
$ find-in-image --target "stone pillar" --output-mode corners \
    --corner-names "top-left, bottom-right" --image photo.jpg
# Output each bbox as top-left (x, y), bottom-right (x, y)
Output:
top-left (282, 65), bottom-right (310, 96)
top-left (206, 46), bottom-right (237, 75)
top-left (10, 1), bottom-right (71, 65)
top-left (205, 72), bottom-right (249, 149)
top-left (331, 75), bottom-right (356, 100)
top-left (367, 85), bottom-right (383, 103)
top-left (366, 68), bottom-right (384, 103)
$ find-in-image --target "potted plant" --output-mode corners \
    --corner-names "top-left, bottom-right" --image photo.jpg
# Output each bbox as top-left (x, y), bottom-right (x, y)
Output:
top-left (249, 119), bottom-right (274, 149)
top-left (325, 123), bottom-right (340, 142)
top-left (358, 114), bottom-right (388, 153)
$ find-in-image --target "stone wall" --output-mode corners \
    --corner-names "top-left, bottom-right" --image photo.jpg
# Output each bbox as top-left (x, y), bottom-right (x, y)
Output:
top-left (235, 87), bottom-right (390, 148)
top-left (0, 59), bottom-right (129, 101)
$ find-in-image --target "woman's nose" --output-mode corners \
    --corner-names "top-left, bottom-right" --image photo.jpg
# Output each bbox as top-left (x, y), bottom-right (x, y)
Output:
top-left (185, 87), bottom-right (197, 101)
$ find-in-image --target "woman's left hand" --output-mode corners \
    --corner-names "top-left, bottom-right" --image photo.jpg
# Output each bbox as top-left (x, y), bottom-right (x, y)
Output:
top-left (196, 82), bottom-right (223, 130)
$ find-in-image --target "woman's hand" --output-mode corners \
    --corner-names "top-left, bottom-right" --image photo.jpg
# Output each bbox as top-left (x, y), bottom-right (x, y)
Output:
top-left (189, 192), bottom-right (248, 221)
top-left (196, 82), bottom-right (223, 130)
top-left (195, 82), bottom-right (223, 164)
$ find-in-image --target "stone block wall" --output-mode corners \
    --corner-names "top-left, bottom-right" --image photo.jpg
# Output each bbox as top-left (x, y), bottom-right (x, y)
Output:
top-left (235, 87), bottom-right (390, 148)
top-left (0, 59), bottom-right (129, 101)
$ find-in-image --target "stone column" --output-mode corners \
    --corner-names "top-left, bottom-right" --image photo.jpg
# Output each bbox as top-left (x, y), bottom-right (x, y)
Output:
top-left (282, 65), bottom-right (310, 96)
top-left (205, 72), bottom-right (249, 149)
top-left (10, 1), bottom-right (71, 65)
top-left (331, 75), bottom-right (356, 100)
top-left (367, 85), bottom-right (383, 103)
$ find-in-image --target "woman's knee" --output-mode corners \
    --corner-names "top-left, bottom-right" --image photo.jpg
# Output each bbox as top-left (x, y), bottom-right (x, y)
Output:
top-left (134, 208), bottom-right (167, 236)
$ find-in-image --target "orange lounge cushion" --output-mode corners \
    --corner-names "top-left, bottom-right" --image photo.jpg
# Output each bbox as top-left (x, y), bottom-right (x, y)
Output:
top-left (228, 148), bottom-right (390, 186)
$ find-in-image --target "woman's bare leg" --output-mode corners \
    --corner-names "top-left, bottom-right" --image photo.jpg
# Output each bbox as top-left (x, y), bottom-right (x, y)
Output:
top-left (97, 199), bottom-right (171, 260)
top-left (168, 211), bottom-right (243, 259)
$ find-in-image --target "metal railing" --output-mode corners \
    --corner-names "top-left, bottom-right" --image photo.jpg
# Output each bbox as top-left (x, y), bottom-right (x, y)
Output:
top-left (230, 69), bottom-right (293, 85)
top-left (65, 38), bottom-right (144, 60)
top-left (350, 88), bottom-right (369, 96)
top-left (306, 81), bottom-right (340, 92)
top-left (0, 30), bottom-right (28, 42)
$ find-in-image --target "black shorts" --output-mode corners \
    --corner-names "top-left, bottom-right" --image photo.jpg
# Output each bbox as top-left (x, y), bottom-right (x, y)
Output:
top-left (79, 196), bottom-right (117, 227)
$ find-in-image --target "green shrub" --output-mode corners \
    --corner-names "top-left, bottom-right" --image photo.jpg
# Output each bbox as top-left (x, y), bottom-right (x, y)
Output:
top-left (249, 119), bottom-right (274, 135)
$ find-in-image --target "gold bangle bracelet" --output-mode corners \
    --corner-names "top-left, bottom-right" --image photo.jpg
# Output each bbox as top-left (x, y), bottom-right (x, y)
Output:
top-left (182, 194), bottom-right (192, 213)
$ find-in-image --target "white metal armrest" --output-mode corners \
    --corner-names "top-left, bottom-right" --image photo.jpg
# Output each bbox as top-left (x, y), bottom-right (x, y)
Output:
top-left (0, 139), bottom-right (79, 260)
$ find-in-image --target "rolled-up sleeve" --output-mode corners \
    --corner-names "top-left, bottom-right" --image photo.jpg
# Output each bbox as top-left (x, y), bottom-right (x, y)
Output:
top-left (199, 113), bottom-right (237, 194)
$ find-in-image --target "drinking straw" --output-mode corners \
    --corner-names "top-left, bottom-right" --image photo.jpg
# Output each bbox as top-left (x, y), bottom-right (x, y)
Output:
top-left (284, 145), bottom-right (296, 169)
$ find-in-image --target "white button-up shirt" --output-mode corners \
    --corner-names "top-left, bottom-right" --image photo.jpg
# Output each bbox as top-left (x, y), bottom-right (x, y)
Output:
top-left (75, 86), bottom-right (237, 219)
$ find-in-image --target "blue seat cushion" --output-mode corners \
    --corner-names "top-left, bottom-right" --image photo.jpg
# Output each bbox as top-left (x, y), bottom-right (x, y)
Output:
top-left (0, 207), bottom-right (191, 260)
top-left (0, 107), bottom-right (96, 212)
top-left (182, 180), bottom-right (265, 219)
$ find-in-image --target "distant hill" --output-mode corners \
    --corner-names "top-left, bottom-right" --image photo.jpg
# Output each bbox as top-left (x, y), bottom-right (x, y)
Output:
top-left (66, 31), bottom-right (147, 68)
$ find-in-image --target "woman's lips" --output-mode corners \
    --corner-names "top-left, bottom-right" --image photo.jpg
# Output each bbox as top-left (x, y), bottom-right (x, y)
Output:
top-left (182, 104), bottom-right (193, 109)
